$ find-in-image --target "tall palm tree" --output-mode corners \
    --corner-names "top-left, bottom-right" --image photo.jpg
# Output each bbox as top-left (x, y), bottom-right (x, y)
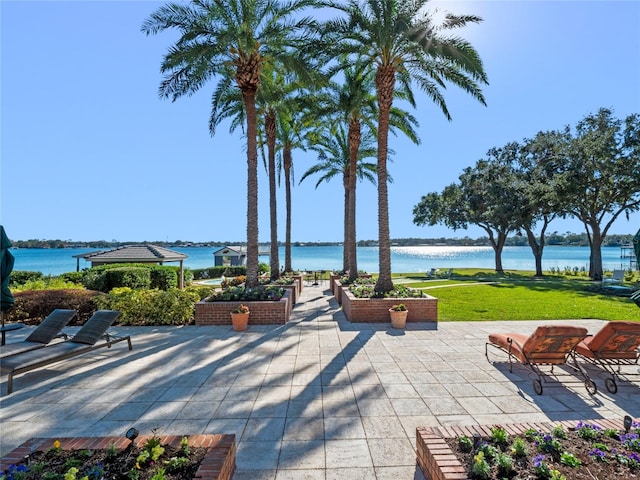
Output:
top-left (323, 0), bottom-right (488, 292)
top-left (305, 60), bottom-right (419, 281)
top-left (142, 0), bottom-right (318, 288)
top-left (300, 122), bottom-right (378, 273)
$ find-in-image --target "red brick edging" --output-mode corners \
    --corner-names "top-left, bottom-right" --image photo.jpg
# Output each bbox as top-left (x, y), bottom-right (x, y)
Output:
top-left (1, 434), bottom-right (235, 480)
top-left (416, 418), bottom-right (639, 480)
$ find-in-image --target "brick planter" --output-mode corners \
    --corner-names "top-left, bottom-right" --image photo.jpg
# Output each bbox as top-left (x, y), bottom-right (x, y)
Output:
top-left (194, 290), bottom-right (291, 326)
top-left (341, 288), bottom-right (438, 323)
top-left (334, 280), bottom-right (343, 304)
top-left (1, 434), bottom-right (236, 480)
top-left (290, 274), bottom-right (303, 293)
top-left (416, 418), bottom-right (639, 480)
top-left (329, 273), bottom-right (341, 292)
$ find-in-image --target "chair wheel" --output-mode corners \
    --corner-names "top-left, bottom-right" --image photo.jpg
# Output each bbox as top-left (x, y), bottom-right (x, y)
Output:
top-left (585, 380), bottom-right (597, 395)
top-left (605, 377), bottom-right (618, 394)
top-left (533, 379), bottom-right (543, 395)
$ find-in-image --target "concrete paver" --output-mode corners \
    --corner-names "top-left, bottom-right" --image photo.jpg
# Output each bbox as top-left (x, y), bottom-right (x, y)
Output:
top-left (1, 283), bottom-right (639, 479)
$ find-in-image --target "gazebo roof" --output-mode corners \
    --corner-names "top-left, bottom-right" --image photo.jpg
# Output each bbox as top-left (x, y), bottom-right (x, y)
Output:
top-left (74, 245), bottom-right (188, 263)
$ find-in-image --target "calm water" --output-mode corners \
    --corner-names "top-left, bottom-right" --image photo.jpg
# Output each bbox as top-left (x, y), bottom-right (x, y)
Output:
top-left (10, 245), bottom-right (633, 276)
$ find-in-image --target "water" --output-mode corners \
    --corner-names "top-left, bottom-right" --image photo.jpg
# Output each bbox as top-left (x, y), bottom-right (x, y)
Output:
top-left (9, 245), bottom-right (632, 276)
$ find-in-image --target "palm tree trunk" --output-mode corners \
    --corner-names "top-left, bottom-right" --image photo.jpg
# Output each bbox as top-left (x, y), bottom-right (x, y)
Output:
top-left (243, 89), bottom-right (260, 288)
top-left (343, 178), bottom-right (349, 272)
top-left (284, 147), bottom-right (293, 272)
top-left (266, 109), bottom-right (280, 281)
top-left (347, 117), bottom-right (360, 281)
top-left (374, 66), bottom-right (395, 293)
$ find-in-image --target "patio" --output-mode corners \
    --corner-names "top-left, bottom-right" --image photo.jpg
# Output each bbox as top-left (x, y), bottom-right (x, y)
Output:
top-left (1, 284), bottom-right (638, 479)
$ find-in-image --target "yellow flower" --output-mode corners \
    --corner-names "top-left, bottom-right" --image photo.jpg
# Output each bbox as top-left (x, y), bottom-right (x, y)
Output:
top-left (53, 440), bottom-right (61, 449)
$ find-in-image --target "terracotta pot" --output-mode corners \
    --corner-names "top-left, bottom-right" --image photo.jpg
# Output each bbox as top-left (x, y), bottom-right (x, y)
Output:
top-left (230, 312), bottom-right (250, 331)
top-left (389, 308), bottom-right (408, 328)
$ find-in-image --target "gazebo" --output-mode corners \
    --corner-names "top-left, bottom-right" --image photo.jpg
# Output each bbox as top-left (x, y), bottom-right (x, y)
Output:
top-left (73, 245), bottom-right (188, 288)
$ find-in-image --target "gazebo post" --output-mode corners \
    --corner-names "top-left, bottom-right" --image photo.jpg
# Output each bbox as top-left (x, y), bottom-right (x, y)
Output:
top-left (179, 260), bottom-right (184, 290)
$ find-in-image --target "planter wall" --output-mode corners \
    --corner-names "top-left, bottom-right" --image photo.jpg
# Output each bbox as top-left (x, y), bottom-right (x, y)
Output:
top-left (290, 274), bottom-right (303, 293)
top-left (195, 290), bottom-right (291, 326)
top-left (341, 288), bottom-right (438, 323)
top-left (333, 280), bottom-right (343, 305)
top-left (1, 434), bottom-right (236, 480)
top-left (329, 273), bottom-right (341, 292)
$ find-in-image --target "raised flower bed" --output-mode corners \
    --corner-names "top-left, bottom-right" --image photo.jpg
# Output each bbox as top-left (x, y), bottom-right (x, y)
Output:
top-left (195, 290), bottom-right (292, 326)
top-left (0, 434), bottom-right (236, 480)
top-left (341, 287), bottom-right (438, 323)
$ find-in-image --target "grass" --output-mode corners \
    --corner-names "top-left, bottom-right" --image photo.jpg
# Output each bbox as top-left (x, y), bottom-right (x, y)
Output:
top-left (387, 269), bottom-right (640, 321)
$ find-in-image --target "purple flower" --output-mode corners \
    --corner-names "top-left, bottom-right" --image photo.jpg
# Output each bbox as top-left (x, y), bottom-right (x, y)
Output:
top-left (589, 448), bottom-right (607, 461)
top-left (533, 454), bottom-right (546, 467)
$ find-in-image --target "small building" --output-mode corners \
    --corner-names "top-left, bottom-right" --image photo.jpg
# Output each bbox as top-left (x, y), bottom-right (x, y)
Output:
top-left (73, 245), bottom-right (188, 288)
top-left (213, 246), bottom-right (247, 267)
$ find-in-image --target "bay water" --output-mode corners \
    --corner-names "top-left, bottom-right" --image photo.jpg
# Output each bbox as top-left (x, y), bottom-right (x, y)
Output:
top-left (10, 245), bottom-right (632, 276)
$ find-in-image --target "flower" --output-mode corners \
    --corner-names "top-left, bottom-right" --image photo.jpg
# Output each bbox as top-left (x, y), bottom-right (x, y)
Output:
top-left (390, 304), bottom-right (407, 311)
top-left (232, 304), bottom-right (250, 314)
top-left (53, 440), bottom-right (61, 449)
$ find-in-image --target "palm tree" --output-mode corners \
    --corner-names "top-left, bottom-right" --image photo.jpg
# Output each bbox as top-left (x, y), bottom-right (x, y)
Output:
top-left (304, 59), bottom-right (419, 281)
top-left (300, 122), bottom-right (378, 273)
top-left (323, 0), bottom-right (488, 292)
top-left (142, 0), bottom-right (318, 288)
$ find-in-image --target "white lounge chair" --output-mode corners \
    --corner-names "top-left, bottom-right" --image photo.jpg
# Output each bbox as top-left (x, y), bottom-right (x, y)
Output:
top-left (603, 269), bottom-right (625, 283)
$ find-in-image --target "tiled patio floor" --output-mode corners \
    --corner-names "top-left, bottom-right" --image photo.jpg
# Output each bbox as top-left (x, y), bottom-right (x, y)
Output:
top-left (1, 284), bottom-right (638, 479)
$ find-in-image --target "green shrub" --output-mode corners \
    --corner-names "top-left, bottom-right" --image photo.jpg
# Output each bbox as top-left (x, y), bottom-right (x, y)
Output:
top-left (106, 267), bottom-right (151, 291)
top-left (5, 289), bottom-right (102, 324)
top-left (192, 266), bottom-right (246, 280)
top-left (9, 271), bottom-right (44, 286)
top-left (94, 287), bottom-right (200, 325)
top-left (59, 271), bottom-right (85, 284)
top-left (149, 267), bottom-right (178, 290)
top-left (12, 277), bottom-right (85, 292)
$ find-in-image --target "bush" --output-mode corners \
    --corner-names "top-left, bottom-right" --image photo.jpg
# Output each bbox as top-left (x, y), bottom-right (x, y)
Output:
top-left (192, 266), bottom-right (246, 280)
top-left (59, 271), bottom-right (86, 284)
top-left (9, 271), bottom-right (44, 286)
top-left (149, 267), bottom-right (178, 290)
top-left (94, 287), bottom-right (200, 325)
top-left (207, 285), bottom-right (286, 302)
top-left (12, 277), bottom-right (85, 292)
top-left (4, 289), bottom-right (103, 324)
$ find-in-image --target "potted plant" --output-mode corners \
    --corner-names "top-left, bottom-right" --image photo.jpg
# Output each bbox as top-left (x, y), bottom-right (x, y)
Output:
top-left (230, 304), bottom-right (250, 331)
top-left (389, 303), bottom-right (408, 328)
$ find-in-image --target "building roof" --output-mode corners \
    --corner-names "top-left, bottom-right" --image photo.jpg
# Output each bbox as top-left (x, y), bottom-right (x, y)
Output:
top-left (213, 246), bottom-right (246, 256)
top-left (74, 245), bottom-right (188, 263)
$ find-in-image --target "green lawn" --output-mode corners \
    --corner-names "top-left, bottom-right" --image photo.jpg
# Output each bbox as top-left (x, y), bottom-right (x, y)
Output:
top-left (389, 269), bottom-right (640, 321)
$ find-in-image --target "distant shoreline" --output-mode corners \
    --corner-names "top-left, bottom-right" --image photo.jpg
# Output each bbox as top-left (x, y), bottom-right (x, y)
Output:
top-left (9, 232), bottom-right (637, 250)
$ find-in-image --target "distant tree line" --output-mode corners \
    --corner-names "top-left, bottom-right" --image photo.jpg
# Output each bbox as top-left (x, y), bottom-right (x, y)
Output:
top-left (11, 232), bottom-right (635, 250)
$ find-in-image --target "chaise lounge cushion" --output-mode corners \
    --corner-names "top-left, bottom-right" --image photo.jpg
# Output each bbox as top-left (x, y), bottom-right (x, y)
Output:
top-left (488, 325), bottom-right (589, 365)
top-left (575, 321), bottom-right (640, 360)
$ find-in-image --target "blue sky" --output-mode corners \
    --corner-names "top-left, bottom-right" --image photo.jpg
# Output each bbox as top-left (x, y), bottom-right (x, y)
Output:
top-left (2, 0), bottom-right (639, 243)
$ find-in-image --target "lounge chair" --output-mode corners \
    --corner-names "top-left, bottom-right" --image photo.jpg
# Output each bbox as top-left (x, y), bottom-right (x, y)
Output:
top-left (0, 309), bottom-right (77, 359)
top-left (485, 325), bottom-right (596, 395)
top-left (574, 321), bottom-right (640, 393)
top-left (0, 310), bottom-right (131, 394)
top-left (603, 269), bottom-right (625, 283)
top-left (426, 268), bottom-right (439, 278)
top-left (631, 290), bottom-right (640, 308)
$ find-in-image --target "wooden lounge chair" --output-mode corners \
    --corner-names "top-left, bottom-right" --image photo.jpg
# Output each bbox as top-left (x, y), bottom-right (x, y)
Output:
top-left (574, 321), bottom-right (640, 393)
top-left (0, 309), bottom-right (77, 359)
top-left (485, 325), bottom-right (595, 395)
top-left (0, 310), bottom-right (131, 394)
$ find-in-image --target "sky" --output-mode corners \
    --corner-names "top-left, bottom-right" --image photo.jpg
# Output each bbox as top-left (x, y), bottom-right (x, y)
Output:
top-left (1, 0), bottom-right (639, 244)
